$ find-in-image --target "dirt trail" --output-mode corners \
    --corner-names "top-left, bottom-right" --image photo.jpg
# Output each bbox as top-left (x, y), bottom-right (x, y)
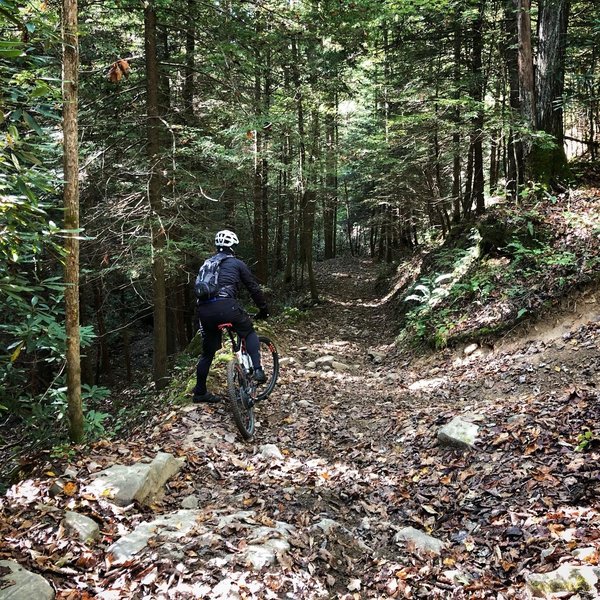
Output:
top-left (162, 256), bottom-right (599, 598)
top-left (2, 257), bottom-right (598, 599)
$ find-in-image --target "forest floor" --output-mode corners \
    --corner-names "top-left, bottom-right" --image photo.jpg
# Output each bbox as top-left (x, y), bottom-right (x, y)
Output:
top-left (1, 254), bottom-right (599, 599)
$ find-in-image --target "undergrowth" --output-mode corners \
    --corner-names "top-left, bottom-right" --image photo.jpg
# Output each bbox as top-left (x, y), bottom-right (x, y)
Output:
top-left (397, 190), bottom-right (600, 349)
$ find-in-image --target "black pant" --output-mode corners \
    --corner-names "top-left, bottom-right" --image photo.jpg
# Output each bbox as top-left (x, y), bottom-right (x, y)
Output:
top-left (194, 298), bottom-right (261, 395)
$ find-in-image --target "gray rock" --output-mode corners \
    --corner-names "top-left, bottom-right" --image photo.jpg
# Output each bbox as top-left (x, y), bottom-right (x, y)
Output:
top-left (181, 495), bottom-right (199, 509)
top-left (0, 560), bottom-right (54, 600)
top-left (62, 511), bottom-right (100, 543)
top-left (367, 348), bottom-right (386, 363)
top-left (394, 527), bottom-right (445, 555)
top-left (464, 343), bottom-right (479, 356)
top-left (314, 355), bottom-right (334, 367)
top-left (62, 467), bottom-right (79, 479)
top-left (306, 361), bottom-right (317, 369)
top-left (278, 357), bottom-right (297, 366)
top-left (242, 537), bottom-right (291, 569)
top-left (314, 518), bottom-right (340, 534)
top-left (526, 564), bottom-right (600, 596)
top-left (240, 522), bottom-right (294, 569)
top-left (408, 377), bottom-right (447, 391)
top-left (107, 510), bottom-right (201, 564)
top-left (259, 444), bottom-right (284, 460)
top-left (438, 417), bottom-right (479, 449)
top-left (331, 361), bottom-right (351, 372)
top-left (85, 452), bottom-right (185, 506)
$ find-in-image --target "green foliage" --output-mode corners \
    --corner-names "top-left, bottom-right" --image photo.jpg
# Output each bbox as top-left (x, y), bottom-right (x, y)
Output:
top-left (280, 306), bottom-right (310, 324)
top-left (405, 274), bottom-right (453, 305)
top-left (20, 382), bottom-right (111, 444)
top-left (575, 429), bottom-right (596, 452)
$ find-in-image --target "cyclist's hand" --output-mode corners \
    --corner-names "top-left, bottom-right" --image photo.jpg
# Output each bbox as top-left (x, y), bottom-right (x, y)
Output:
top-left (255, 307), bottom-right (269, 320)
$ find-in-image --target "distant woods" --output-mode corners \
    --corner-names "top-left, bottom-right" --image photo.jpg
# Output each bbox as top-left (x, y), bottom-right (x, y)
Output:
top-left (0, 0), bottom-right (598, 433)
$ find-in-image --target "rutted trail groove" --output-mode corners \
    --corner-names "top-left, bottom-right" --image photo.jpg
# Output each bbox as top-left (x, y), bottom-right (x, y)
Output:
top-left (1, 258), bottom-right (599, 599)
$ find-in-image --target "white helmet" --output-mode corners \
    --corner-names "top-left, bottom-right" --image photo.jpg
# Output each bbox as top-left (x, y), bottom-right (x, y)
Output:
top-left (215, 229), bottom-right (239, 248)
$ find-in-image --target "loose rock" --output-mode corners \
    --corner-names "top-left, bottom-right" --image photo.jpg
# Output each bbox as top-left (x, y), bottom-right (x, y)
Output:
top-left (62, 511), bottom-right (100, 543)
top-left (394, 527), bottom-right (445, 556)
top-left (0, 560), bottom-right (54, 600)
top-left (438, 417), bottom-right (479, 449)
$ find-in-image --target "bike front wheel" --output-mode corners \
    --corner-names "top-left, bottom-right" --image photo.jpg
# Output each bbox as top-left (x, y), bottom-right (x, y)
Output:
top-left (255, 336), bottom-right (279, 401)
top-left (227, 359), bottom-right (255, 440)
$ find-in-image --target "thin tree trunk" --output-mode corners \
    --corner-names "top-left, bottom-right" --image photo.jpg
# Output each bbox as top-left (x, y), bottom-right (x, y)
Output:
top-left (62, 0), bottom-right (83, 443)
top-left (452, 10), bottom-right (462, 222)
top-left (323, 95), bottom-right (337, 259)
top-left (93, 281), bottom-right (109, 380)
top-left (145, 2), bottom-right (168, 390)
top-left (182, 0), bottom-right (195, 119)
top-left (503, 0), bottom-right (523, 199)
top-left (472, 0), bottom-right (486, 215)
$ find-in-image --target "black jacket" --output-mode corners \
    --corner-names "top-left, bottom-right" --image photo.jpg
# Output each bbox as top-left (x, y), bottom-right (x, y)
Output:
top-left (213, 251), bottom-right (267, 309)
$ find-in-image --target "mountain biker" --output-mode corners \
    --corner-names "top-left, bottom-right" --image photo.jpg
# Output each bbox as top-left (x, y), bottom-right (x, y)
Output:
top-left (192, 229), bottom-right (269, 403)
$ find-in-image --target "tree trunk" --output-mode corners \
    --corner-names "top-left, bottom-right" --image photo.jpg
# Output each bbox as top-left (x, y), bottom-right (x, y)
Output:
top-left (288, 36), bottom-right (306, 290)
top-left (323, 95), bottom-right (337, 259)
top-left (471, 0), bottom-right (485, 215)
top-left (145, 2), bottom-right (168, 390)
top-left (301, 106), bottom-right (319, 301)
top-left (93, 281), bottom-right (109, 381)
top-left (62, 0), bottom-right (83, 443)
top-left (452, 9), bottom-right (462, 223)
top-left (182, 0), bottom-right (195, 119)
top-left (533, 0), bottom-right (570, 183)
top-left (517, 0), bottom-right (536, 175)
top-left (503, 0), bottom-right (523, 199)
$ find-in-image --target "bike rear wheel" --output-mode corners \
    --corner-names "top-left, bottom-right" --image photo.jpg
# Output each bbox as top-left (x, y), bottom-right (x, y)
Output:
top-left (255, 335), bottom-right (279, 401)
top-left (227, 359), bottom-right (255, 439)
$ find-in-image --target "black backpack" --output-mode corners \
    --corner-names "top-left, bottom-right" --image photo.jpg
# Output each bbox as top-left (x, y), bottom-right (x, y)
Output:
top-left (194, 254), bottom-right (230, 301)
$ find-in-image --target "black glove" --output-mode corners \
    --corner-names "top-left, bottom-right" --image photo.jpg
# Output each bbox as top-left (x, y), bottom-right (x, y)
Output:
top-left (255, 307), bottom-right (269, 320)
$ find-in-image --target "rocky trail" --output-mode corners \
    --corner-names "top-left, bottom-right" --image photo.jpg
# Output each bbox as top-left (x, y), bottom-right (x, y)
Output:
top-left (1, 258), bottom-right (599, 599)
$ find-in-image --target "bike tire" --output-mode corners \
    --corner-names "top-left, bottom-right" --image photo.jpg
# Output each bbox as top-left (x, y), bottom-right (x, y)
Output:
top-left (255, 335), bottom-right (279, 401)
top-left (226, 359), bottom-right (255, 440)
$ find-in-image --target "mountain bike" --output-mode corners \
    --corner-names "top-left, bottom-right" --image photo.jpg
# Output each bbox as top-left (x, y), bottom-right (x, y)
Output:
top-left (218, 321), bottom-right (279, 440)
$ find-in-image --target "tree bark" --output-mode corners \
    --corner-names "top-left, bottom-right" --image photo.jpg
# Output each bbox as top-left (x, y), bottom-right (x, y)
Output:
top-left (145, 2), bottom-right (168, 390)
top-left (62, 0), bottom-right (83, 443)
top-left (452, 9), bottom-right (462, 222)
top-left (323, 95), bottom-right (337, 259)
top-left (503, 0), bottom-right (523, 199)
top-left (182, 0), bottom-right (195, 119)
top-left (534, 0), bottom-right (570, 182)
top-left (517, 0), bottom-right (535, 176)
top-left (471, 0), bottom-right (485, 215)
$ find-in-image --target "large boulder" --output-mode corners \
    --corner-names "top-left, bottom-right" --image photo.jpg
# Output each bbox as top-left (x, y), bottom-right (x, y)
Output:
top-left (106, 508), bottom-right (295, 570)
top-left (0, 560), bottom-right (54, 600)
top-left (84, 452), bottom-right (185, 507)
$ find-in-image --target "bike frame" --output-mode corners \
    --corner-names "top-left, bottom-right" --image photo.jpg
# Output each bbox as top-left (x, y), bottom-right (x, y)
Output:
top-left (221, 325), bottom-right (256, 400)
